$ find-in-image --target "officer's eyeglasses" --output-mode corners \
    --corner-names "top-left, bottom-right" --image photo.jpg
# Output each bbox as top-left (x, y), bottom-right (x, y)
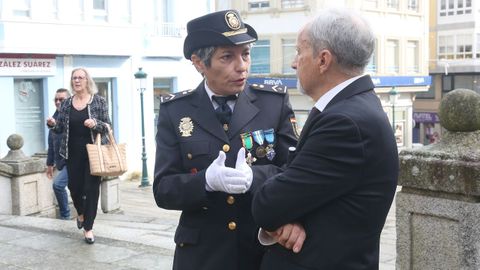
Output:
top-left (54, 98), bottom-right (65, 102)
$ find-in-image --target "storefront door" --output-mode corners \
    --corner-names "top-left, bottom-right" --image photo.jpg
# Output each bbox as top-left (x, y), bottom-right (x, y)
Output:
top-left (14, 79), bottom-right (44, 156)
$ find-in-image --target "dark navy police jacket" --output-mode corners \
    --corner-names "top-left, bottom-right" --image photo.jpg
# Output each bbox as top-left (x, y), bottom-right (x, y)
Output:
top-left (153, 81), bottom-right (298, 270)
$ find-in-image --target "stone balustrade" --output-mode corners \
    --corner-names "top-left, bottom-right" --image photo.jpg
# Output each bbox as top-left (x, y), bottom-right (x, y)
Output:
top-left (0, 134), bottom-right (121, 217)
top-left (397, 88), bottom-right (480, 269)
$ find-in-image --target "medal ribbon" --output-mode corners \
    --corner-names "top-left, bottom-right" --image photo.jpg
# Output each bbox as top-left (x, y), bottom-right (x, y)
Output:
top-left (264, 128), bottom-right (275, 145)
top-left (240, 132), bottom-right (254, 150)
top-left (252, 130), bottom-right (265, 146)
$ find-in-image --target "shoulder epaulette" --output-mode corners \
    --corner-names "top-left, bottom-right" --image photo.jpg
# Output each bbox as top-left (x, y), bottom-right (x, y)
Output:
top-left (249, 83), bottom-right (287, 94)
top-left (160, 89), bottom-right (195, 103)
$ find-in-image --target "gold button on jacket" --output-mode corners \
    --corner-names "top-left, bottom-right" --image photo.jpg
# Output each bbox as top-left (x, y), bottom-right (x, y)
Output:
top-left (222, 144), bottom-right (230, 152)
top-left (227, 196), bottom-right (235, 205)
top-left (228, 221), bottom-right (236, 230)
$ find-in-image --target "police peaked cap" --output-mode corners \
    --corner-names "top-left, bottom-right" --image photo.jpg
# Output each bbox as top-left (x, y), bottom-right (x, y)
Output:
top-left (183, 9), bottom-right (258, 59)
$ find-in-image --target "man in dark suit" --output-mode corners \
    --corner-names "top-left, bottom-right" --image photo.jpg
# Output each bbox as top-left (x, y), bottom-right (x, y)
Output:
top-left (252, 8), bottom-right (399, 270)
top-left (153, 10), bottom-right (301, 270)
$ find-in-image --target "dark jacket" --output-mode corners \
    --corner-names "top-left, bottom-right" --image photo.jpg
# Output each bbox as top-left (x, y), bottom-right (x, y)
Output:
top-left (153, 81), bottom-right (298, 270)
top-left (46, 111), bottom-right (66, 170)
top-left (252, 75), bottom-right (399, 270)
top-left (50, 94), bottom-right (110, 159)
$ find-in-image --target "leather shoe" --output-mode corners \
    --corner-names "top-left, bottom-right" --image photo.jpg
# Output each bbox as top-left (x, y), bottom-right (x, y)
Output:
top-left (84, 236), bottom-right (95, 244)
top-left (76, 218), bottom-right (83, 229)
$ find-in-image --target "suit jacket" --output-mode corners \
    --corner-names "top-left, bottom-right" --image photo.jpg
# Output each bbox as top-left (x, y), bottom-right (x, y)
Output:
top-left (153, 81), bottom-right (298, 270)
top-left (252, 75), bottom-right (399, 270)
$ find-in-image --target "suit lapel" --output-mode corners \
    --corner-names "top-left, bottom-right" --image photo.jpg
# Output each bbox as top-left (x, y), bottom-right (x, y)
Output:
top-left (227, 87), bottom-right (259, 139)
top-left (190, 84), bottom-right (229, 143)
top-left (296, 107), bottom-right (320, 151)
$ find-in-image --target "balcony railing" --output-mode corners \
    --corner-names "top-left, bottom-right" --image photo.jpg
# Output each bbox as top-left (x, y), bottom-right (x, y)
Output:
top-left (152, 22), bottom-right (184, 37)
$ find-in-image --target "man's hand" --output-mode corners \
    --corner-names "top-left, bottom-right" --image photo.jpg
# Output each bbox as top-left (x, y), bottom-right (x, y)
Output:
top-left (266, 223), bottom-right (306, 253)
top-left (46, 117), bottom-right (56, 127)
top-left (235, 148), bottom-right (253, 191)
top-left (46, 165), bottom-right (54, 179)
top-left (206, 151), bottom-right (249, 194)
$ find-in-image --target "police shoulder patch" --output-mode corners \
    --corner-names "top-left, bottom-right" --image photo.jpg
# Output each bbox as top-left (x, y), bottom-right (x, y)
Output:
top-left (249, 83), bottom-right (287, 94)
top-left (160, 89), bottom-right (195, 103)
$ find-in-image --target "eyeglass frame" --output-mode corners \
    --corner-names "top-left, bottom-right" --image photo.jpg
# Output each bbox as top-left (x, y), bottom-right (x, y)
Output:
top-left (71, 76), bottom-right (86, 81)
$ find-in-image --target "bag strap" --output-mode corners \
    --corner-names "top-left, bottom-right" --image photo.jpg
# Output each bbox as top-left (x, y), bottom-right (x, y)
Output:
top-left (95, 132), bottom-right (105, 173)
top-left (106, 124), bottom-right (126, 172)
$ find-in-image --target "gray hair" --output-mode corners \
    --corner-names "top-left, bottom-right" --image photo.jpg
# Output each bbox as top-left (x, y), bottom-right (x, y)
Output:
top-left (192, 46), bottom-right (216, 68)
top-left (192, 43), bottom-right (254, 69)
top-left (307, 8), bottom-right (375, 75)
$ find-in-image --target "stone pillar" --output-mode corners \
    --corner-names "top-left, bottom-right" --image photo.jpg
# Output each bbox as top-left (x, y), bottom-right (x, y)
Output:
top-left (0, 134), bottom-right (56, 216)
top-left (397, 89), bottom-right (480, 269)
top-left (101, 176), bottom-right (121, 213)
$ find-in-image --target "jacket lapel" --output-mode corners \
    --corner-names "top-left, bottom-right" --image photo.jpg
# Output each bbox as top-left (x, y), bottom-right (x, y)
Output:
top-left (227, 87), bottom-right (259, 139)
top-left (296, 107), bottom-right (320, 151)
top-left (190, 83), bottom-right (229, 143)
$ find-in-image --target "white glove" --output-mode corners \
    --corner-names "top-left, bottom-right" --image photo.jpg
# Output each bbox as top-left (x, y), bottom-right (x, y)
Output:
top-left (206, 151), bottom-right (249, 194)
top-left (235, 148), bottom-right (253, 191)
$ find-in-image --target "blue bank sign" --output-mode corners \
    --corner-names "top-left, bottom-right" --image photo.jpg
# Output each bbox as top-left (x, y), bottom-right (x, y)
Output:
top-left (247, 76), bottom-right (431, 88)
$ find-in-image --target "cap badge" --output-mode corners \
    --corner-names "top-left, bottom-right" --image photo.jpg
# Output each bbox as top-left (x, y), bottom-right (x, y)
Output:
top-left (225, 11), bottom-right (241, 30)
top-left (179, 117), bottom-right (194, 137)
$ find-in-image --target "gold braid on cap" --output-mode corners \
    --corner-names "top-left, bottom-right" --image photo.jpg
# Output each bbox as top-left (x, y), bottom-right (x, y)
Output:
top-left (222, 28), bottom-right (247, 37)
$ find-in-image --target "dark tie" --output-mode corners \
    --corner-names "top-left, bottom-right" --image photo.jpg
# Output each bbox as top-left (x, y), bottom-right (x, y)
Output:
top-left (212, 95), bottom-right (237, 125)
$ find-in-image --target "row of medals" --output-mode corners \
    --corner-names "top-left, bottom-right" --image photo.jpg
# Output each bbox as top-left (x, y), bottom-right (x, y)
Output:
top-left (240, 128), bottom-right (276, 166)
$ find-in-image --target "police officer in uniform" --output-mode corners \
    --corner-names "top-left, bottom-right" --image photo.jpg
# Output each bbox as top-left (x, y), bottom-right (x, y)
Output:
top-left (153, 9), bottom-right (300, 270)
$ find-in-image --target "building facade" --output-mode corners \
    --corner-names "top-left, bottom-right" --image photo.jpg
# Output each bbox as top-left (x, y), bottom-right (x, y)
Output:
top-left (221, 0), bottom-right (432, 149)
top-left (0, 0), bottom-right (214, 178)
top-left (415, 0), bottom-right (478, 145)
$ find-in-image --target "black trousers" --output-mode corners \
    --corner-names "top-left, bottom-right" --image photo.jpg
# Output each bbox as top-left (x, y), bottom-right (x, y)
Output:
top-left (66, 141), bottom-right (100, 231)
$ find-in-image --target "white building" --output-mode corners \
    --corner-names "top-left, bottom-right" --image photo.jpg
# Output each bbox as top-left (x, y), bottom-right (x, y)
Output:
top-left (0, 0), bottom-right (214, 179)
top-left (221, 0), bottom-right (431, 148)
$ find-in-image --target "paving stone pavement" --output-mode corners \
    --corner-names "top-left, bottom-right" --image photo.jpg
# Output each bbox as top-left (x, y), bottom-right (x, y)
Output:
top-left (0, 180), bottom-right (397, 269)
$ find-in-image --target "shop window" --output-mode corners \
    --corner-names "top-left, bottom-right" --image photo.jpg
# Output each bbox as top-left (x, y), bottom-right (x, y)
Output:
top-left (442, 75), bottom-right (453, 92)
top-left (251, 40), bottom-right (270, 74)
top-left (14, 79), bottom-right (44, 156)
top-left (94, 78), bottom-right (115, 129)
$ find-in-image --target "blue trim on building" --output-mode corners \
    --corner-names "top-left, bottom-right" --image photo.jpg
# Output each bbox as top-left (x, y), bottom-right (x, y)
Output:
top-left (248, 75), bottom-right (432, 88)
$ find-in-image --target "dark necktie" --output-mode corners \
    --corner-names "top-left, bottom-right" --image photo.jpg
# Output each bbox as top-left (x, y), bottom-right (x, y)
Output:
top-left (212, 95), bottom-right (237, 125)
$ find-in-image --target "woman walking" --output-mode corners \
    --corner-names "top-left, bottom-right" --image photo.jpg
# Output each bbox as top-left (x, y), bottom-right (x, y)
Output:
top-left (47, 67), bottom-right (110, 244)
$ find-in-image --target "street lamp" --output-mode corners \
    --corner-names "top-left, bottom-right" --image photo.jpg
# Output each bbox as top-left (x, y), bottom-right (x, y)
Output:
top-left (389, 86), bottom-right (398, 133)
top-left (134, 67), bottom-right (150, 187)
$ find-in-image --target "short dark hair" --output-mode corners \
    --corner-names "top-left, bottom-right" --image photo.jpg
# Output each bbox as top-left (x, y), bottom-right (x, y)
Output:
top-left (56, 88), bottom-right (71, 97)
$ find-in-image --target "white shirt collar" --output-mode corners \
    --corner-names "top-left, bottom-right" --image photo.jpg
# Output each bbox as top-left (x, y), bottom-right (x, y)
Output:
top-left (314, 75), bottom-right (364, 112)
top-left (204, 81), bottom-right (237, 110)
